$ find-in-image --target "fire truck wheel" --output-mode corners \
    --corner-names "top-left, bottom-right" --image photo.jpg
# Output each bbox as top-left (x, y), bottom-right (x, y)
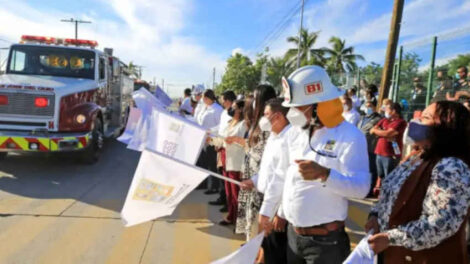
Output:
top-left (0, 152), bottom-right (7, 161)
top-left (81, 118), bottom-right (104, 164)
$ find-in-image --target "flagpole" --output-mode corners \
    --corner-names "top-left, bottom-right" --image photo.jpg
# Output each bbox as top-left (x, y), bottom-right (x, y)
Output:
top-left (146, 148), bottom-right (242, 186)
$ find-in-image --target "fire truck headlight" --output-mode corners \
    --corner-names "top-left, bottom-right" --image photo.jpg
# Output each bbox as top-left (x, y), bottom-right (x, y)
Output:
top-left (75, 114), bottom-right (87, 124)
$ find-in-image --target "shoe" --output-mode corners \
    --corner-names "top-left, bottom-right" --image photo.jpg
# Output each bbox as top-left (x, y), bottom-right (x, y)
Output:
top-left (218, 219), bottom-right (233, 226)
top-left (209, 199), bottom-right (225, 206)
top-left (204, 189), bottom-right (218, 195)
top-left (219, 206), bottom-right (228, 212)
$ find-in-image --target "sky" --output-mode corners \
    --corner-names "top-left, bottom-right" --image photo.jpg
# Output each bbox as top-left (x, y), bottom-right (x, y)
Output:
top-left (0, 0), bottom-right (469, 97)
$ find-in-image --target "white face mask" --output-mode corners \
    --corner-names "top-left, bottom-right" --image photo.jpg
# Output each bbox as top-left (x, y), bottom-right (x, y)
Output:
top-left (259, 116), bottom-right (272, 132)
top-left (385, 112), bottom-right (391, 119)
top-left (286, 107), bottom-right (310, 127)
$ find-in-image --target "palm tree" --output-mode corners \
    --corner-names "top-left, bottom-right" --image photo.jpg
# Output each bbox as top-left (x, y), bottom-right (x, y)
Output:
top-left (285, 29), bottom-right (325, 67)
top-left (323, 37), bottom-right (365, 73)
top-left (266, 57), bottom-right (293, 92)
top-left (127, 61), bottom-right (141, 79)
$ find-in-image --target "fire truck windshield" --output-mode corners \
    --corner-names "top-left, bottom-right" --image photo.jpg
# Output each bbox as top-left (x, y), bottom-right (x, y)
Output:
top-left (6, 45), bottom-right (96, 80)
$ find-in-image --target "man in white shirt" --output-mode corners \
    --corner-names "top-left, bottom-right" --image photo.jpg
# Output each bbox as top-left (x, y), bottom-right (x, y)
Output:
top-left (240, 98), bottom-right (291, 264)
top-left (179, 88), bottom-right (193, 115)
top-left (277, 66), bottom-right (370, 263)
top-left (342, 96), bottom-right (361, 126)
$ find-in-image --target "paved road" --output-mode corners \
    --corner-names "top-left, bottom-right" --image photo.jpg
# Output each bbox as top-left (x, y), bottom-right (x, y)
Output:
top-left (0, 140), bottom-right (245, 264)
top-left (0, 139), bottom-right (371, 264)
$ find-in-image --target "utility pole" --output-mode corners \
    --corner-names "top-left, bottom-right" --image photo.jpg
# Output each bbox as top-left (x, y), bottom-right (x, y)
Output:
top-left (60, 18), bottom-right (92, 40)
top-left (296, 0), bottom-right (305, 69)
top-left (212, 67), bottom-right (216, 90)
top-left (426, 36), bottom-right (438, 106)
top-left (378, 0), bottom-right (404, 106)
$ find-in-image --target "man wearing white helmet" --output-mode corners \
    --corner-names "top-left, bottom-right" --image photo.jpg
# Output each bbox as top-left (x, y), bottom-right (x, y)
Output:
top-left (261, 66), bottom-right (370, 263)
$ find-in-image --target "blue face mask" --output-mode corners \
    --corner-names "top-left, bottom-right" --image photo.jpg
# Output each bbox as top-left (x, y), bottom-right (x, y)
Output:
top-left (365, 108), bottom-right (373, 116)
top-left (408, 120), bottom-right (431, 142)
top-left (455, 73), bottom-right (460, 80)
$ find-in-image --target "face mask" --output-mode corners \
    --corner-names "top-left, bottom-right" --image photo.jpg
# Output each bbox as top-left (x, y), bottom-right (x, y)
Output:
top-left (227, 108), bottom-right (235, 117)
top-left (317, 98), bottom-right (344, 128)
top-left (455, 73), bottom-right (460, 80)
top-left (259, 116), bottom-right (272, 132)
top-left (365, 108), bottom-right (374, 116)
top-left (343, 104), bottom-right (350, 112)
top-left (408, 119), bottom-right (431, 142)
top-left (384, 112), bottom-right (391, 119)
top-left (287, 106), bottom-right (310, 127)
top-left (252, 100), bottom-right (256, 110)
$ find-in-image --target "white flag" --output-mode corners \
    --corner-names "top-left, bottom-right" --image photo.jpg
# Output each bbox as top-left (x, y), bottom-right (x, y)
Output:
top-left (121, 150), bottom-right (209, 227)
top-left (127, 114), bottom-right (150, 151)
top-left (117, 107), bottom-right (142, 144)
top-left (132, 87), bottom-right (166, 116)
top-left (343, 231), bottom-right (376, 264)
top-left (210, 232), bottom-right (265, 264)
top-left (146, 109), bottom-right (207, 164)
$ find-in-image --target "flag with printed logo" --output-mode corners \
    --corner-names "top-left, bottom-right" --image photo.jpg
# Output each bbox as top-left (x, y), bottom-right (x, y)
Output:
top-left (146, 109), bottom-right (207, 164)
top-left (121, 150), bottom-right (209, 227)
top-left (210, 232), bottom-right (265, 264)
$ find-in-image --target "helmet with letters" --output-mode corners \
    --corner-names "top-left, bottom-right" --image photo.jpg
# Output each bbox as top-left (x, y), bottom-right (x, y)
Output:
top-left (282, 65), bottom-right (344, 107)
top-left (282, 65), bottom-right (345, 128)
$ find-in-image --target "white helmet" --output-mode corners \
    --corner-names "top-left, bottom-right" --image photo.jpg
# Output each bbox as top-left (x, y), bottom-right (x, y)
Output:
top-left (192, 84), bottom-right (205, 95)
top-left (282, 65), bottom-right (344, 107)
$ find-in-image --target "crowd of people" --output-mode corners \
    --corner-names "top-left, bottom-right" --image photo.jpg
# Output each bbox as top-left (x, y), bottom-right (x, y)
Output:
top-left (177, 65), bottom-right (470, 264)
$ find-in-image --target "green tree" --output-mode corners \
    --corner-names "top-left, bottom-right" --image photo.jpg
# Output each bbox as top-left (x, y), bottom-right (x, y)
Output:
top-left (217, 53), bottom-right (259, 94)
top-left (396, 52), bottom-right (422, 102)
top-left (446, 54), bottom-right (470, 76)
top-left (285, 29), bottom-right (325, 67)
top-left (266, 57), bottom-right (293, 92)
top-left (323, 37), bottom-right (364, 74)
top-left (360, 62), bottom-right (383, 85)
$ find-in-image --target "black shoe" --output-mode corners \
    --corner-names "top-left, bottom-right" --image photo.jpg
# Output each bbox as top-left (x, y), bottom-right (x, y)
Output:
top-left (219, 206), bottom-right (228, 212)
top-left (218, 219), bottom-right (232, 226)
top-left (209, 199), bottom-right (225, 206)
top-left (204, 189), bottom-right (218, 195)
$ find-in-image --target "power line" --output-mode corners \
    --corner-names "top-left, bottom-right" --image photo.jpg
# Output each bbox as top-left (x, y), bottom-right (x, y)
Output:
top-left (253, 1), bottom-right (303, 53)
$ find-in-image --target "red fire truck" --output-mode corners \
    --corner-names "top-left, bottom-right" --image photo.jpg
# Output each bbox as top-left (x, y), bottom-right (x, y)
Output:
top-left (0, 35), bottom-right (133, 163)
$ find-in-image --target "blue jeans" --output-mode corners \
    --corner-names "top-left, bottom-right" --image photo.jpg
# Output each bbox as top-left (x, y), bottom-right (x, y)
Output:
top-left (375, 155), bottom-right (398, 179)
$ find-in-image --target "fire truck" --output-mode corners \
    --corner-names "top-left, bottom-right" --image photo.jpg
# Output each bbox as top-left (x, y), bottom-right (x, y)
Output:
top-left (0, 35), bottom-right (134, 163)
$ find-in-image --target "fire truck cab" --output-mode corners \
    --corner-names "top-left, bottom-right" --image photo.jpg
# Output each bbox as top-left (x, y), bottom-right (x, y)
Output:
top-left (0, 35), bottom-right (133, 163)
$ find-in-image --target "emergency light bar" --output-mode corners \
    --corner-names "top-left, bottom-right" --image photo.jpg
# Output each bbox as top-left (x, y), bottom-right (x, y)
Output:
top-left (20, 35), bottom-right (98, 48)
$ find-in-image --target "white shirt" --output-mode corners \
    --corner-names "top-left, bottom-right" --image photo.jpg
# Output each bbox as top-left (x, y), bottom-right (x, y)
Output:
top-left (196, 103), bottom-right (223, 130)
top-left (280, 121), bottom-right (370, 227)
top-left (179, 97), bottom-right (193, 114)
top-left (342, 109), bottom-right (360, 126)
top-left (193, 100), bottom-right (204, 119)
top-left (252, 125), bottom-right (291, 218)
top-left (210, 120), bottom-right (247, 172)
top-left (351, 95), bottom-right (361, 110)
top-left (218, 109), bottom-right (232, 136)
